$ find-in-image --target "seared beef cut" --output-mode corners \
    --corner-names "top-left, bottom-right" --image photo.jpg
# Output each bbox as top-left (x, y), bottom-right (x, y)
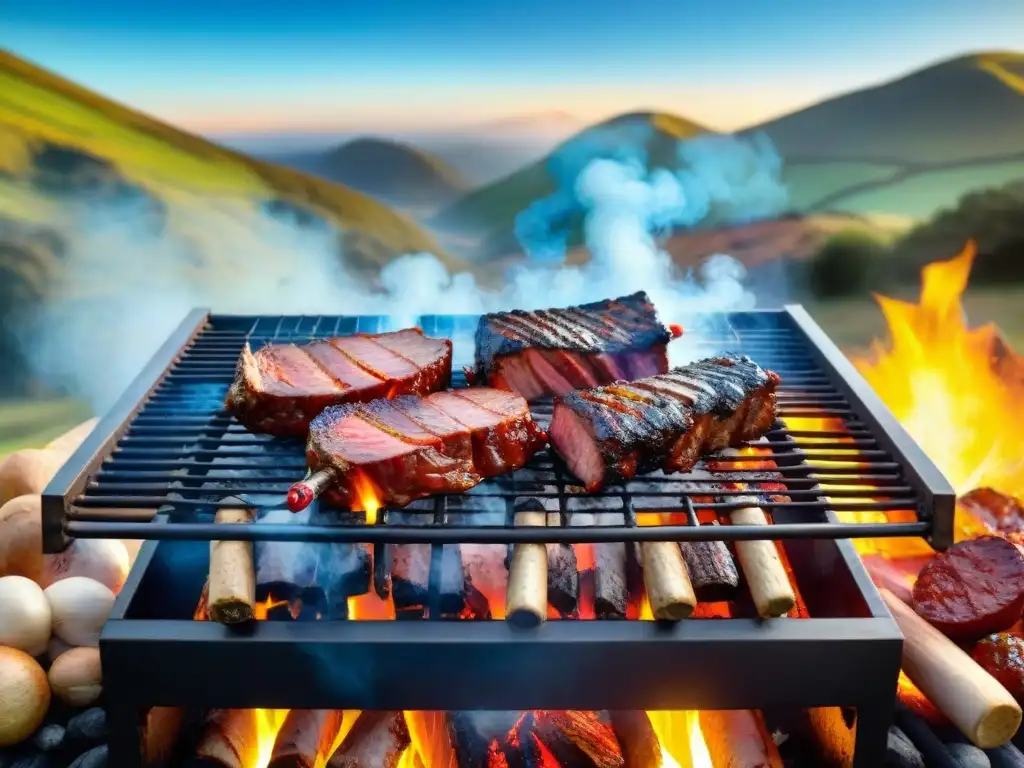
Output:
top-left (548, 355), bottom-right (779, 492)
top-left (225, 329), bottom-right (452, 437)
top-left (471, 291), bottom-right (680, 401)
top-left (297, 388), bottom-right (548, 510)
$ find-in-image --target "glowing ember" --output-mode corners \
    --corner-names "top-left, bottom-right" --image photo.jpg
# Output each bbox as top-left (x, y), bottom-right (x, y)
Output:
top-left (850, 241), bottom-right (1024, 522)
top-left (350, 468), bottom-right (382, 525)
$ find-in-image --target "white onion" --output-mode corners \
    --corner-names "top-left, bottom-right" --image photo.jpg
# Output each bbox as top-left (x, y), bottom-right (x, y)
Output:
top-left (0, 575), bottom-right (52, 656)
top-left (42, 538), bottom-right (130, 593)
top-left (44, 576), bottom-right (115, 647)
top-left (48, 646), bottom-right (102, 707)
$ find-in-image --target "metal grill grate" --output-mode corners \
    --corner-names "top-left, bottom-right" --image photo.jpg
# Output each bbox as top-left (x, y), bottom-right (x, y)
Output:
top-left (42, 306), bottom-right (955, 552)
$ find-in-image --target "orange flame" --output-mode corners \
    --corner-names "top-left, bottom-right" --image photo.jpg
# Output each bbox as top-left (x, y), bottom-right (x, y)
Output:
top-left (851, 241), bottom-right (1024, 504)
top-left (350, 468), bottom-right (382, 525)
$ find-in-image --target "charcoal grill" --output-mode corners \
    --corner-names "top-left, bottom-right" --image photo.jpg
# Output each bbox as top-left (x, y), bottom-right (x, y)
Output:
top-left (42, 306), bottom-right (955, 768)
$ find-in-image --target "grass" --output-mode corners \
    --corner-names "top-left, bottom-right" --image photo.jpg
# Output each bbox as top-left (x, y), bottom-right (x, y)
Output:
top-left (0, 51), bottom-right (459, 270)
top-left (0, 397), bottom-right (92, 458)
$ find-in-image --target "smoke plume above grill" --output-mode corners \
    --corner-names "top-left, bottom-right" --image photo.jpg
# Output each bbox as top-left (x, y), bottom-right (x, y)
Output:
top-left (16, 130), bottom-right (787, 413)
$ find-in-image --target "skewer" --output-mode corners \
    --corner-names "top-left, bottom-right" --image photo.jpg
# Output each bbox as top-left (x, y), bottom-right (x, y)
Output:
top-left (505, 500), bottom-right (549, 628)
top-left (880, 588), bottom-right (1022, 749)
top-left (287, 467), bottom-right (337, 512)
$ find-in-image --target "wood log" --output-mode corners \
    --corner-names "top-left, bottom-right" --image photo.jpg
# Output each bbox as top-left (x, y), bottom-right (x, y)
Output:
top-left (880, 588), bottom-right (1022, 748)
top-left (608, 711), bottom-right (661, 768)
top-left (389, 511), bottom-right (465, 617)
top-left (640, 539), bottom-right (697, 621)
top-left (269, 710), bottom-right (345, 768)
top-left (506, 500), bottom-right (549, 628)
top-left (141, 706), bottom-right (187, 768)
top-left (327, 710), bottom-right (411, 768)
top-left (533, 711), bottom-right (624, 768)
top-left (254, 508), bottom-right (371, 620)
top-left (680, 522), bottom-right (741, 603)
top-left (504, 507), bottom-right (580, 618)
top-left (193, 710), bottom-right (260, 768)
top-left (729, 497), bottom-right (796, 619)
top-left (462, 542), bottom-right (509, 619)
top-left (208, 506), bottom-right (256, 625)
top-left (571, 511), bottom-right (630, 619)
top-left (448, 712), bottom-right (527, 768)
top-left (699, 709), bottom-right (784, 768)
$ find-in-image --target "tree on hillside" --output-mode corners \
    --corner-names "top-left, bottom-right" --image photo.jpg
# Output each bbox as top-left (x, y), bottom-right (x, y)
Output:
top-left (891, 180), bottom-right (1024, 283)
top-left (804, 230), bottom-right (890, 298)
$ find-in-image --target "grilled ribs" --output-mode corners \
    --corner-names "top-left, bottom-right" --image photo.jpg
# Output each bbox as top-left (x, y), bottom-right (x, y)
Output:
top-left (225, 329), bottom-right (452, 437)
top-left (548, 355), bottom-right (779, 491)
top-left (470, 291), bottom-right (680, 401)
top-left (300, 388), bottom-right (548, 510)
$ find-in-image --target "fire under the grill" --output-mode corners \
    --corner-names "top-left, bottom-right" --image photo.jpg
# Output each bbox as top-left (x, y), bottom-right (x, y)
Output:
top-left (39, 308), bottom-right (962, 768)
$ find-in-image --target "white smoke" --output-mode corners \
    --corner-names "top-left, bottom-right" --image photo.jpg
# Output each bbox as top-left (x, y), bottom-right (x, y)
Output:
top-left (16, 131), bottom-right (788, 412)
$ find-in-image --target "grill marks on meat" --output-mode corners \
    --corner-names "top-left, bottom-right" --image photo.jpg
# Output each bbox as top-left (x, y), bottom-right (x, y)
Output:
top-left (472, 292), bottom-right (673, 401)
top-left (225, 329), bottom-right (452, 436)
top-left (549, 355), bottom-right (780, 491)
top-left (306, 389), bottom-right (548, 509)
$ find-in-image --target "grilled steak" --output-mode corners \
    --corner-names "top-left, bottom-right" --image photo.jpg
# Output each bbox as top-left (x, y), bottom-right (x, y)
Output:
top-left (471, 291), bottom-right (679, 401)
top-left (301, 388), bottom-right (548, 509)
top-left (548, 355), bottom-right (779, 491)
top-left (226, 329), bottom-right (452, 437)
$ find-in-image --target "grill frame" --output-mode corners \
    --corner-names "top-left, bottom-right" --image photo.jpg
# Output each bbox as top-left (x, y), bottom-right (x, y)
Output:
top-left (43, 305), bottom-right (942, 768)
top-left (42, 305), bottom-right (955, 552)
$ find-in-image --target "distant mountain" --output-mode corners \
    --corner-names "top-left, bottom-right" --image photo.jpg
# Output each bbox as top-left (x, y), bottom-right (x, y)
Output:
top-left (747, 51), bottom-right (1024, 218)
top-left (430, 111), bottom-right (709, 245)
top-left (277, 137), bottom-right (469, 214)
top-left (467, 111), bottom-right (584, 137)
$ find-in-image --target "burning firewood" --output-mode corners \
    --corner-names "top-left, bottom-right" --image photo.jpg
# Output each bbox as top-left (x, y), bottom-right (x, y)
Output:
top-left (207, 504), bottom-right (256, 625)
top-left (462, 541), bottom-right (509, 619)
top-left (388, 509), bottom-right (465, 618)
top-left (326, 710), bottom-right (410, 768)
top-left (608, 710), bottom-right (661, 768)
top-left (699, 709), bottom-right (783, 768)
top-left (505, 500), bottom-right (549, 627)
top-left (193, 709), bottom-right (260, 768)
top-left (253, 508), bottom-right (372, 620)
top-left (268, 710), bottom-right (344, 768)
top-left (680, 522), bottom-right (741, 603)
top-left (880, 588), bottom-right (1022, 748)
top-left (532, 711), bottom-right (624, 768)
top-left (639, 538), bottom-right (697, 621)
top-left (448, 711), bottom-right (528, 767)
top-left (140, 706), bottom-right (188, 768)
top-left (571, 510), bottom-right (630, 619)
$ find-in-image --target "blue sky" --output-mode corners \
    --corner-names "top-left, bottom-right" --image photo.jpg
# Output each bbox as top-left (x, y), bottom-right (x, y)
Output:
top-left (3, 0), bottom-right (1023, 133)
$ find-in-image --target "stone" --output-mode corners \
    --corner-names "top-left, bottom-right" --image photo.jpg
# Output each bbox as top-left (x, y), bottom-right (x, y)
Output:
top-left (32, 725), bottom-right (65, 754)
top-left (65, 708), bottom-right (106, 746)
top-left (946, 742), bottom-right (991, 768)
top-left (886, 725), bottom-right (925, 768)
top-left (8, 750), bottom-right (51, 768)
top-left (68, 745), bottom-right (107, 768)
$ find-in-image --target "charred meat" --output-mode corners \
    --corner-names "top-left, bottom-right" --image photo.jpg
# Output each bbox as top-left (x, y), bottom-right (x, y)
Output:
top-left (471, 291), bottom-right (681, 401)
top-left (548, 355), bottom-right (779, 491)
top-left (289, 388), bottom-right (548, 511)
top-left (225, 329), bottom-right (452, 437)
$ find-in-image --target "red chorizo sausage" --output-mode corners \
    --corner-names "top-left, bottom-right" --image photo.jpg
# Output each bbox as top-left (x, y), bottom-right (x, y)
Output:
top-left (912, 535), bottom-right (1024, 641)
top-left (972, 633), bottom-right (1024, 704)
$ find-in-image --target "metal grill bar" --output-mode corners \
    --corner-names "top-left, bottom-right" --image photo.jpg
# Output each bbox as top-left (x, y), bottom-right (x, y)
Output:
top-left (43, 306), bottom-right (956, 552)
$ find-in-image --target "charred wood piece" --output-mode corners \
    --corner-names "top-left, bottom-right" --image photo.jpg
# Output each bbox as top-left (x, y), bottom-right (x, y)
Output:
top-left (326, 710), bottom-right (410, 768)
top-left (269, 710), bottom-right (344, 768)
top-left (680, 522), bottom-right (740, 603)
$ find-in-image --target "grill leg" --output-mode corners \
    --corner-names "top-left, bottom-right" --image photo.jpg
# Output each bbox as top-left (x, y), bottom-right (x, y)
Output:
top-left (851, 696), bottom-right (894, 768)
top-left (107, 703), bottom-right (143, 768)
